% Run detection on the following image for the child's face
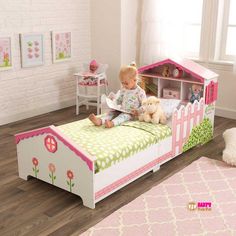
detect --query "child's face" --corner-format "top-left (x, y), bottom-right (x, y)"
top-left (120, 75), bottom-right (137, 89)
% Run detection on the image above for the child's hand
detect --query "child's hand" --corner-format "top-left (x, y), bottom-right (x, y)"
top-left (131, 109), bottom-right (139, 116)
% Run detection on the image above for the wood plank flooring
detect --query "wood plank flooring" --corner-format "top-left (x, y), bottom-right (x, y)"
top-left (0, 106), bottom-right (235, 236)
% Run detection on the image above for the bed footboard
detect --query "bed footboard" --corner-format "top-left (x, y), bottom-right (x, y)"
top-left (15, 126), bottom-right (96, 209)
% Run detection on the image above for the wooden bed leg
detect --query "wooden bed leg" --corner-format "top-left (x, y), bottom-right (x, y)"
top-left (152, 165), bottom-right (160, 173)
top-left (82, 197), bottom-right (95, 209)
top-left (19, 172), bottom-right (30, 181)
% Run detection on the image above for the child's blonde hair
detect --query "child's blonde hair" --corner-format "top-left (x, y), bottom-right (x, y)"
top-left (119, 65), bottom-right (137, 81)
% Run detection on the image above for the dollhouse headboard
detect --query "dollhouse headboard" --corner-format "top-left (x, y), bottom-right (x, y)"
top-left (138, 58), bottom-right (218, 105)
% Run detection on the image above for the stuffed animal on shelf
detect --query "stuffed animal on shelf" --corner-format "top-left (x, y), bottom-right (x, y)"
top-left (139, 96), bottom-right (166, 124)
top-left (222, 128), bottom-right (236, 166)
top-left (189, 84), bottom-right (203, 103)
top-left (162, 65), bottom-right (170, 77)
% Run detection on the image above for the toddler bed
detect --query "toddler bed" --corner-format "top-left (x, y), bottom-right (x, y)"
top-left (15, 58), bottom-right (218, 209)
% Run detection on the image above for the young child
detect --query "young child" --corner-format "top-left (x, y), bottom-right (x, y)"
top-left (89, 65), bottom-right (146, 128)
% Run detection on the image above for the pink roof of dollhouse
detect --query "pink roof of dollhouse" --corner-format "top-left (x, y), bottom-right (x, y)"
top-left (138, 58), bottom-right (218, 82)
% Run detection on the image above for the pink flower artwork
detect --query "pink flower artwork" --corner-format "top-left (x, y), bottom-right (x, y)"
top-left (0, 37), bottom-right (12, 68)
top-left (32, 157), bottom-right (39, 177)
top-left (66, 170), bottom-right (75, 192)
top-left (48, 163), bottom-right (56, 185)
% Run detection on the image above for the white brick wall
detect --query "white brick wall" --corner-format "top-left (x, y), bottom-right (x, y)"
top-left (0, 0), bottom-right (91, 125)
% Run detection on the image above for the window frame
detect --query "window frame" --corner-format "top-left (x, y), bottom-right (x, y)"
top-left (219, 0), bottom-right (236, 61)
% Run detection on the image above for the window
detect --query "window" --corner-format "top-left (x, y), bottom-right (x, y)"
top-left (44, 135), bottom-right (57, 153)
top-left (140, 0), bottom-right (236, 65)
top-left (182, 0), bottom-right (203, 57)
top-left (220, 0), bottom-right (236, 60)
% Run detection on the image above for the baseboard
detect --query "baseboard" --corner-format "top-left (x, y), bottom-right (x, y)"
top-left (0, 99), bottom-right (75, 126)
top-left (215, 106), bottom-right (236, 120)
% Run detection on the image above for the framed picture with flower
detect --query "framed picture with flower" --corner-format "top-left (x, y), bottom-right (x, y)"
top-left (51, 31), bottom-right (72, 63)
top-left (0, 35), bottom-right (13, 71)
top-left (20, 33), bottom-right (44, 68)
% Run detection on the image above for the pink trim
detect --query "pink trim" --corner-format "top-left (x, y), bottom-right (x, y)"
top-left (178, 108), bottom-right (185, 153)
top-left (95, 151), bottom-right (172, 200)
top-left (193, 102), bottom-right (198, 127)
top-left (172, 110), bottom-right (178, 156)
top-left (185, 105), bottom-right (191, 143)
top-left (15, 126), bottom-right (94, 171)
top-left (138, 58), bottom-right (218, 82)
top-left (205, 81), bottom-right (218, 104)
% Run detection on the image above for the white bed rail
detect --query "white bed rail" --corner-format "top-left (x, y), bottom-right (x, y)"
top-left (171, 98), bottom-right (204, 156)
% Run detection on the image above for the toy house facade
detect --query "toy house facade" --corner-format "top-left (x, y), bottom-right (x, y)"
top-left (138, 58), bottom-right (219, 126)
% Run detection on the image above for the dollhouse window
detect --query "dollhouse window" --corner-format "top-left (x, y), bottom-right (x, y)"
top-left (44, 135), bottom-right (57, 153)
top-left (205, 81), bottom-right (218, 104)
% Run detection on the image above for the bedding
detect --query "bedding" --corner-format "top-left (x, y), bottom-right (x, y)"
top-left (58, 119), bottom-right (171, 173)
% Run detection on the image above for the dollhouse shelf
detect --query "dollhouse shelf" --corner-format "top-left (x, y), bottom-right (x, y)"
top-left (139, 73), bottom-right (204, 101)
top-left (139, 73), bottom-right (204, 85)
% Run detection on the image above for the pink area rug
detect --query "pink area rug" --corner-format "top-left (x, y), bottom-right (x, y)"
top-left (82, 157), bottom-right (236, 236)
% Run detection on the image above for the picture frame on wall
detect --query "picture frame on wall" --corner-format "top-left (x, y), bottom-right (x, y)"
top-left (20, 33), bottom-right (44, 68)
top-left (51, 31), bottom-right (72, 63)
top-left (0, 35), bottom-right (13, 71)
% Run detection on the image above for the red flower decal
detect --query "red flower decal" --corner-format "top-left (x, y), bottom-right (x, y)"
top-left (32, 157), bottom-right (38, 166)
top-left (48, 163), bottom-right (56, 173)
top-left (48, 163), bottom-right (56, 185)
top-left (67, 170), bottom-right (74, 179)
top-left (66, 170), bottom-right (75, 192)
top-left (32, 157), bottom-right (39, 178)
top-left (44, 135), bottom-right (57, 153)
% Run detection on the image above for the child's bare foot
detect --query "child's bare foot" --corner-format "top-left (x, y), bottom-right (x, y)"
top-left (105, 120), bottom-right (114, 128)
top-left (89, 113), bottom-right (102, 126)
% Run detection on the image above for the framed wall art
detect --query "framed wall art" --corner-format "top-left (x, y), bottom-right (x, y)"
top-left (51, 31), bottom-right (71, 63)
top-left (20, 33), bottom-right (44, 68)
top-left (0, 36), bottom-right (13, 71)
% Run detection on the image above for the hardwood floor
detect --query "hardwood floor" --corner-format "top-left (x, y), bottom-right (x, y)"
top-left (0, 106), bottom-right (235, 236)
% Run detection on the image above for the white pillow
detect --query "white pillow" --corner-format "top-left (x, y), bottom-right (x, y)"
top-left (159, 98), bottom-right (181, 119)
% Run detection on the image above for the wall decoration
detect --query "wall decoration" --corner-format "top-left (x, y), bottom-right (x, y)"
top-left (0, 36), bottom-right (13, 71)
top-left (52, 31), bottom-right (71, 63)
top-left (20, 33), bottom-right (44, 67)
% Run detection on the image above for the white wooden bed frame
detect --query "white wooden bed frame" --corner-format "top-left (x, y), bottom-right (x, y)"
top-left (15, 97), bottom-right (214, 209)
top-left (15, 59), bottom-right (218, 209)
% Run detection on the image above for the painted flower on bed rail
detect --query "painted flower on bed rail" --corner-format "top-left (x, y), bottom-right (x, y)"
top-left (66, 170), bottom-right (74, 192)
top-left (48, 163), bottom-right (56, 185)
top-left (32, 157), bottom-right (39, 178)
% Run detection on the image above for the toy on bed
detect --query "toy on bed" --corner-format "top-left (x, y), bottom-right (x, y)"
top-left (189, 84), bottom-right (203, 103)
top-left (222, 128), bottom-right (236, 166)
top-left (139, 96), bottom-right (167, 124)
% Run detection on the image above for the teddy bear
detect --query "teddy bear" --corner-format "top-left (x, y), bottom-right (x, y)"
top-left (222, 128), bottom-right (236, 166)
top-left (139, 96), bottom-right (167, 124)
top-left (162, 65), bottom-right (170, 77)
top-left (189, 84), bottom-right (203, 103)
